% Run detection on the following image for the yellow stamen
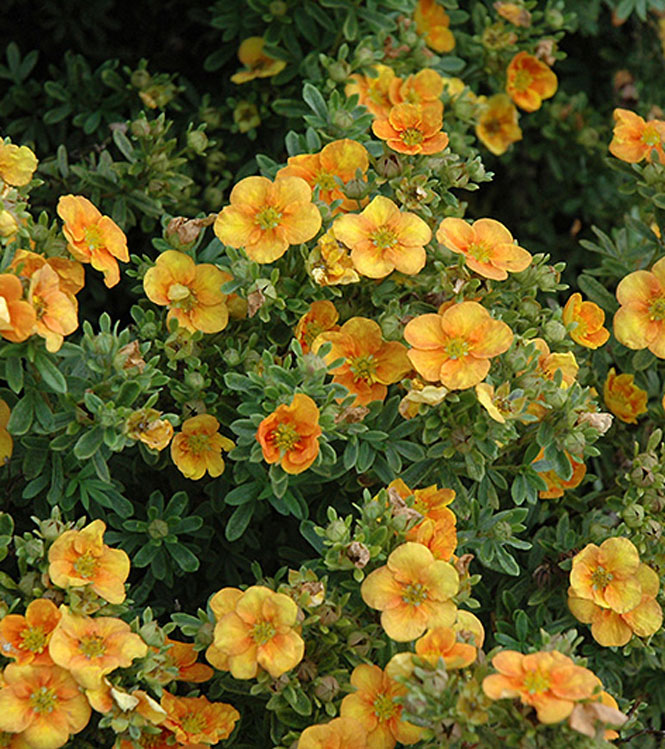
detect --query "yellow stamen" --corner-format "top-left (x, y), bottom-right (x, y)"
top-left (272, 422), bottom-right (300, 451)
top-left (445, 338), bottom-right (469, 360)
top-left (401, 128), bottom-right (424, 146)
top-left (349, 354), bottom-right (377, 383)
top-left (402, 582), bottom-right (428, 606)
top-left (255, 206), bottom-right (282, 230)
top-left (20, 626), bottom-right (47, 653)
top-left (251, 620), bottom-right (276, 645)
top-left (373, 692), bottom-right (398, 720)
top-left (73, 552), bottom-right (97, 579)
top-left (523, 669), bottom-right (551, 694)
top-left (78, 634), bottom-right (107, 659)
top-left (29, 686), bottom-right (58, 713)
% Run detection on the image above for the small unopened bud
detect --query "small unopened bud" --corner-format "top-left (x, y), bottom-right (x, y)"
top-left (326, 519), bottom-right (348, 543)
top-left (314, 675), bottom-right (339, 702)
top-left (543, 320), bottom-right (566, 342)
top-left (130, 70), bottom-right (152, 89)
top-left (297, 659), bottom-right (318, 682)
top-left (186, 130), bottom-right (208, 154)
top-left (622, 504), bottom-right (645, 528)
top-left (333, 110), bottom-right (353, 130)
top-left (347, 630), bottom-right (371, 656)
top-left (376, 154), bottom-right (402, 178)
top-left (344, 178), bottom-right (367, 200)
top-left (328, 61), bottom-right (350, 82)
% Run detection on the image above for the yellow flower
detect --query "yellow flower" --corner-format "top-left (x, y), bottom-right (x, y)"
top-left (170, 414), bottom-right (234, 480)
top-left (603, 368), bottom-right (648, 424)
top-left (0, 141), bottom-right (38, 186)
top-left (475, 94), bottom-right (522, 155)
top-left (231, 37), bottom-right (286, 84)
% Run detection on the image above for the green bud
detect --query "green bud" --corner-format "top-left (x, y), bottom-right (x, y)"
top-left (130, 70), bottom-right (152, 89)
top-left (326, 519), bottom-right (348, 543)
top-left (333, 110), bottom-right (353, 130)
top-left (187, 130), bottom-right (208, 154)
top-left (622, 504), bottom-right (645, 528)
top-left (543, 320), bottom-right (567, 342)
top-left (328, 61), bottom-right (350, 82)
top-left (148, 519), bottom-right (169, 540)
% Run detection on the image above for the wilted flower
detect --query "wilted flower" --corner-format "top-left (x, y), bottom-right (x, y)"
top-left (230, 37), bottom-right (286, 84)
top-left (294, 300), bottom-right (339, 354)
top-left (0, 140), bottom-right (38, 186)
top-left (126, 408), bottom-right (174, 451)
top-left (603, 368), bottom-right (648, 424)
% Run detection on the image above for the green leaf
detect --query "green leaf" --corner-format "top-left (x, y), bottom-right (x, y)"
top-left (166, 542), bottom-right (200, 573)
top-left (5, 357), bottom-right (23, 393)
top-left (225, 502), bottom-right (255, 542)
top-left (112, 129), bottom-right (136, 162)
top-left (225, 482), bottom-right (261, 505)
top-left (34, 352), bottom-right (67, 394)
top-left (7, 394), bottom-right (34, 435)
top-left (577, 274), bottom-right (619, 313)
top-left (73, 426), bottom-right (104, 459)
top-left (302, 82), bottom-right (328, 121)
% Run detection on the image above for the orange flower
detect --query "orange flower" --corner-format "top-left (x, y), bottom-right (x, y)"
top-left (9, 250), bottom-right (85, 297)
top-left (161, 692), bottom-right (239, 745)
top-left (415, 625), bottom-right (478, 669)
top-left (361, 542), bottom-right (459, 641)
top-left (609, 108), bottom-right (665, 163)
top-left (49, 607), bottom-right (147, 689)
top-left (613, 257), bottom-right (665, 357)
top-left (405, 301), bottom-right (513, 390)
top-left (154, 638), bottom-right (214, 684)
top-left (436, 217), bottom-right (532, 280)
top-left (207, 585), bottom-right (304, 679)
top-left (0, 274), bottom-right (36, 343)
top-left (414, 0), bottom-right (455, 53)
top-left (256, 393), bottom-right (321, 474)
top-left (482, 650), bottom-right (598, 723)
top-left (56, 195), bottom-right (129, 288)
top-left (295, 300), bottom-right (339, 354)
top-left (126, 408), bottom-right (174, 451)
top-left (494, 2), bottom-right (532, 26)
top-left (118, 728), bottom-right (174, 749)
top-left (313, 317), bottom-right (411, 406)
top-left (388, 69), bottom-right (444, 108)
top-left (298, 716), bottom-right (368, 749)
top-left (307, 228), bottom-right (360, 286)
top-left (372, 103), bottom-right (449, 155)
top-left (333, 196), bottom-right (431, 279)
top-left (529, 338), bottom-right (579, 388)
top-left (170, 414), bottom-right (234, 480)
top-left (603, 368), bottom-right (647, 424)
top-left (29, 264), bottom-right (78, 352)
top-left (475, 94), bottom-right (522, 155)
top-left (506, 52), bottom-right (557, 112)
top-left (0, 599), bottom-right (61, 666)
top-left (0, 664), bottom-right (91, 749)
top-left (48, 518), bottom-right (130, 605)
top-left (0, 400), bottom-right (12, 466)
top-left (230, 37), bottom-right (286, 84)
top-left (276, 139), bottom-right (370, 213)
top-left (143, 250), bottom-right (230, 334)
top-left (532, 447), bottom-right (586, 499)
top-left (0, 141), bottom-right (38, 187)
top-left (339, 663), bottom-right (423, 748)
top-left (562, 293), bottom-right (610, 349)
top-left (345, 64), bottom-right (398, 118)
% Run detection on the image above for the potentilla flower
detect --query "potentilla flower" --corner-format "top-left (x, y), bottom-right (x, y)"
top-left (49, 607), bottom-right (148, 689)
top-left (205, 587), bottom-right (243, 671)
top-left (609, 108), bottom-right (665, 163)
top-left (603, 368), bottom-right (648, 424)
top-left (170, 413), bottom-right (234, 480)
top-left (125, 408), bottom-right (174, 451)
top-left (307, 229), bottom-right (360, 286)
top-left (56, 195), bottom-right (129, 288)
top-left (505, 52), bottom-right (557, 112)
top-left (10, 250), bottom-right (85, 297)
top-left (562, 293), bottom-right (610, 349)
top-left (152, 637), bottom-right (213, 685)
top-left (295, 300), bottom-right (339, 354)
top-left (0, 599), bottom-right (61, 665)
top-left (298, 716), bottom-right (369, 749)
top-left (345, 64), bottom-right (398, 118)
top-left (143, 250), bottom-right (230, 334)
top-left (414, 625), bottom-right (478, 669)
top-left (48, 518), bottom-right (130, 604)
top-left (230, 37), bottom-right (286, 84)
top-left (568, 683), bottom-right (628, 740)
top-left (0, 400), bottom-right (12, 465)
top-left (256, 393), bottom-right (322, 474)
top-left (0, 141), bottom-right (38, 187)
top-left (404, 301), bottom-right (514, 390)
top-left (532, 447), bottom-right (586, 499)
top-left (436, 217), bottom-right (532, 280)
top-left (0, 273), bottom-right (36, 343)
top-left (372, 102), bottom-right (449, 155)
top-left (340, 663), bottom-right (423, 748)
top-left (388, 69), bottom-right (444, 108)
top-left (414, 0), bottom-right (455, 53)
top-left (333, 196), bottom-right (432, 279)
top-left (214, 175), bottom-right (322, 263)
top-left (482, 650), bottom-right (598, 724)
top-left (0, 663), bottom-right (91, 749)
top-left (207, 585), bottom-right (305, 679)
top-left (613, 257), bottom-right (665, 356)
top-left (160, 692), bottom-right (239, 745)
top-left (276, 140), bottom-right (370, 213)
top-left (28, 264), bottom-right (78, 352)
top-left (313, 317), bottom-right (411, 406)
top-left (361, 542), bottom-right (459, 642)
top-left (475, 93), bottom-right (522, 155)
top-left (476, 382), bottom-right (525, 423)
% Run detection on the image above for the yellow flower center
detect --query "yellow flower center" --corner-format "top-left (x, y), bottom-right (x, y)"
top-left (401, 127), bottom-right (424, 146)
top-left (29, 685), bottom-right (58, 713)
top-left (482, 117), bottom-right (502, 135)
top-left (20, 626), bottom-right (47, 653)
top-left (316, 172), bottom-right (337, 191)
top-left (402, 582), bottom-right (428, 606)
top-left (272, 422), bottom-right (300, 451)
top-left (78, 634), bottom-right (107, 659)
top-left (590, 565), bottom-right (614, 590)
top-left (350, 354), bottom-right (377, 383)
top-left (73, 552), bottom-right (98, 579)
top-left (467, 241), bottom-right (492, 263)
top-left (523, 669), bottom-right (551, 695)
top-left (642, 125), bottom-right (661, 147)
top-left (512, 69), bottom-right (533, 92)
top-left (445, 337), bottom-right (469, 360)
top-left (85, 226), bottom-right (102, 251)
top-left (255, 206), bottom-right (282, 230)
top-left (32, 293), bottom-right (46, 319)
top-left (251, 620), bottom-right (276, 645)
top-left (187, 433), bottom-right (211, 454)
top-left (167, 283), bottom-right (192, 302)
top-left (0, 296), bottom-right (11, 328)
top-left (371, 225), bottom-right (398, 250)
top-left (180, 712), bottom-right (206, 735)
top-left (649, 296), bottom-right (665, 320)
top-left (373, 692), bottom-right (398, 721)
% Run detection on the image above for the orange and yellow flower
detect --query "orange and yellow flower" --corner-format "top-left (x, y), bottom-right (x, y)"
top-left (256, 393), bottom-right (322, 474)
top-left (476, 382), bottom-right (525, 423)
top-left (48, 518), bottom-right (130, 605)
top-left (345, 64), bottom-right (398, 118)
top-left (9, 250), bottom-right (84, 297)
top-left (161, 692), bottom-right (239, 745)
top-left (230, 37), bottom-right (286, 84)
top-left (0, 399), bottom-right (12, 466)
top-left (156, 638), bottom-right (214, 684)
top-left (295, 300), bottom-right (339, 354)
top-left (298, 716), bottom-right (368, 749)
top-left (0, 274), bottom-right (36, 343)
top-left (388, 69), bottom-right (444, 108)
top-left (404, 301), bottom-right (514, 390)
top-left (361, 541), bottom-right (459, 641)
top-left (603, 368), bottom-right (648, 424)
top-left (562, 293), bottom-right (610, 349)
top-left (532, 447), bottom-right (586, 499)
top-left (482, 650), bottom-right (598, 724)
top-left (126, 408), bottom-right (174, 451)
top-left (0, 663), bottom-right (91, 749)
top-left (475, 93), bottom-right (522, 155)
top-left (214, 176), bottom-right (322, 263)
top-left (276, 140), bottom-right (369, 213)
top-left (0, 599), bottom-right (61, 666)
top-left (609, 108), bottom-right (665, 164)
top-left (415, 625), bottom-right (478, 669)
top-left (372, 103), bottom-right (449, 155)
top-left (206, 585), bottom-right (304, 679)
top-left (143, 250), bottom-right (230, 334)
top-left (307, 228), bottom-right (360, 286)
top-left (506, 52), bottom-right (557, 112)
top-left (613, 257), bottom-right (665, 357)
top-left (170, 414), bottom-right (234, 480)
top-left (56, 195), bottom-right (129, 288)
top-left (436, 217), bottom-right (532, 280)
top-left (414, 0), bottom-right (455, 53)
top-left (339, 663), bottom-right (423, 748)
top-left (313, 317), bottom-right (411, 406)
top-left (0, 141), bottom-right (38, 187)
top-left (29, 264), bottom-right (78, 352)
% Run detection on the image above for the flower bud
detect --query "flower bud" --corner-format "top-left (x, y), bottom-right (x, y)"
top-left (328, 61), bottom-right (350, 82)
top-left (543, 320), bottom-right (566, 342)
top-left (347, 630), bottom-right (371, 656)
top-left (326, 519), bottom-right (348, 543)
top-left (333, 110), bottom-right (353, 130)
top-left (376, 153), bottom-right (403, 178)
top-left (130, 70), bottom-right (152, 89)
top-left (622, 504), bottom-right (645, 528)
top-left (187, 130), bottom-right (208, 154)
top-left (314, 675), bottom-right (340, 702)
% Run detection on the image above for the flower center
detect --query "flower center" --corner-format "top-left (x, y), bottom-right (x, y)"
top-left (590, 565), bottom-right (614, 590)
top-left (187, 434), bottom-right (211, 454)
top-left (255, 206), bottom-right (282, 230)
top-left (316, 172), bottom-right (337, 191)
top-left (523, 669), bottom-right (551, 695)
top-left (251, 620), bottom-right (276, 645)
top-left (85, 226), bottom-right (102, 251)
top-left (371, 225), bottom-right (398, 250)
top-left (642, 125), bottom-right (661, 147)
top-left (32, 294), bottom-right (46, 319)
top-left (649, 296), bottom-right (665, 320)
top-left (512, 69), bottom-right (533, 92)
top-left (29, 686), bottom-right (58, 713)
top-left (402, 582), bottom-right (428, 606)
top-left (483, 117), bottom-right (502, 135)
top-left (401, 127), bottom-right (424, 146)
top-left (78, 634), bottom-right (107, 659)
top-left (349, 354), bottom-right (377, 383)
top-left (20, 626), bottom-right (47, 653)
top-left (180, 712), bottom-right (206, 735)
top-left (445, 338), bottom-right (469, 360)
top-left (167, 283), bottom-right (192, 303)
top-left (272, 422), bottom-right (300, 451)
top-left (73, 552), bottom-right (98, 579)
top-left (467, 241), bottom-right (492, 263)
top-left (373, 692), bottom-right (398, 721)
top-left (0, 297), bottom-right (11, 328)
